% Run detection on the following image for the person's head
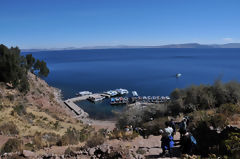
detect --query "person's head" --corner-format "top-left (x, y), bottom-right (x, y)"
top-left (182, 129), bottom-right (187, 135)
top-left (159, 129), bottom-right (164, 134)
top-left (165, 121), bottom-right (170, 127)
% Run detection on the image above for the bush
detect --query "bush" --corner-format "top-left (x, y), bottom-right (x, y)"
top-left (109, 129), bottom-right (139, 140)
top-left (13, 104), bottom-right (26, 116)
top-left (32, 132), bottom-right (44, 149)
top-left (224, 132), bottom-right (240, 157)
top-left (209, 113), bottom-right (228, 129)
top-left (136, 148), bottom-right (146, 154)
top-left (7, 94), bottom-right (15, 101)
top-left (85, 133), bottom-right (105, 148)
top-left (57, 127), bottom-right (91, 146)
top-left (116, 103), bottom-right (168, 129)
top-left (0, 121), bottom-right (19, 135)
top-left (169, 80), bottom-right (240, 114)
top-left (42, 132), bottom-right (60, 147)
top-left (64, 147), bottom-right (75, 156)
top-left (1, 138), bottom-right (22, 154)
top-left (217, 104), bottom-right (240, 116)
top-left (142, 117), bottom-right (169, 136)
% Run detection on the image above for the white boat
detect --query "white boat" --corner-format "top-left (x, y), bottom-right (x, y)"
top-left (77, 91), bottom-right (92, 96)
top-left (105, 90), bottom-right (118, 96)
top-left (132, 91), bottom-right (138, 97)
top-left (88, 96), bottom-right (105, 102)
top-left (115, 88), bottom-right (129, 95)
top-left (176, 73), bottom-right (182, 78)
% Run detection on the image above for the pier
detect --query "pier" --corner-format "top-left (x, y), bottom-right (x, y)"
top-left (64, 93), bottom-right (110, 118)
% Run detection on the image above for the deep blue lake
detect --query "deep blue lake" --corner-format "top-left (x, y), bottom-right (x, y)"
top-left (23, 48), bottom-right (240, 120)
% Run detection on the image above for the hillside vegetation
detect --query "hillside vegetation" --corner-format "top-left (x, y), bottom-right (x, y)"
top-left (0, 44), bottom-right (49, 93)
top-left (117, 81), bottom-right (240, 158)
top-left (0, 45), bottom-right (93, 154)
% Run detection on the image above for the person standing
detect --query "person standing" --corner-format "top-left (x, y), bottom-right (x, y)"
top-left (179, 118), bottom-right (187, 138)
top-left (169, 119), bottom-right (176, 137)
top-left (160, 121), bottom-right (174, 157)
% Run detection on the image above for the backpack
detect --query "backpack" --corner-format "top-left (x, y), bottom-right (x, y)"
top-left (190, 135), bottom-right (197, 145)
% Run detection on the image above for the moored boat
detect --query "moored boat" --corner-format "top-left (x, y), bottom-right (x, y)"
top-left (76, 91), bottom-right (92, 96)
top-left (132, 91), bottom-right (138, 97)
top-left (88, 96), bottom-right (105, 102)
top-left (105, 90), bottom-right (118, 97)
top-left (115, 88), bottom-right (129, 95)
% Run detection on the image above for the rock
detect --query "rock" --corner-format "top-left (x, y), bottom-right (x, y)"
top-left (136, 154), bottom-right (144, 159)
top-left (99, 145), bottom-right (108, 153)
top-left (22, 150), bottom-right (36, 157)
top-left (89, 148), bottom-right (96, 156)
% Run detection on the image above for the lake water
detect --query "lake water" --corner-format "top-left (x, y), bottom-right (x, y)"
top-left (23, 48), bottom-right (240, 120)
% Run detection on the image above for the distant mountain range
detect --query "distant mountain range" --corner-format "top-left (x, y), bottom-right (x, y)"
top-left (22, 43), bottom-right (240, 52)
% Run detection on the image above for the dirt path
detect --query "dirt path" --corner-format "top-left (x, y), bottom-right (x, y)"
top-left (0, 135), bottom-right (10, 149)
top-left (104, 132), bottom-right (181, 158)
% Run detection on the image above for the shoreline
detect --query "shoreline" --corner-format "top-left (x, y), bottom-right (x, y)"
top-left (53, 87), bottom-right (116, 130)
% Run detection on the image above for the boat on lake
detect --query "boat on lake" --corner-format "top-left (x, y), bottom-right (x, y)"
top-left (115, 88), bottom-right (129, 95)
top-left (176, 73), bottom-right (182, 78)
top-left (132, 91), bottom-right (138, 97)
top-left (105, 90), bottom-right (118, 97)
top-left (110, 97), bottom-right (129, 105)
top-left (88, 96), bottom-right (105, 102)
top-left (76, 91), bottom-right (92, 96)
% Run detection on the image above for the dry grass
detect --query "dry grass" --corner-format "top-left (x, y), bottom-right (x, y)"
top-left (0, 73), bottom-right (85, 140)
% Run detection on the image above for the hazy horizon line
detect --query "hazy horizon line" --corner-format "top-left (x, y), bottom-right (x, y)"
top-left (20, 42), bottom-right (240, 51)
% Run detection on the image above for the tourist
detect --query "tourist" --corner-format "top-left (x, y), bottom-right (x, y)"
top-left (180, 131), bottom-right (197, 155)
top-left (169, 119), bottom-right (176, 137)
top-left (160, 121), bottom-right (174, 157)
top-left (179, 118), bottom-right (187, 138)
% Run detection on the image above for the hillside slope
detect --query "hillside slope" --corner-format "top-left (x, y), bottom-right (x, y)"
top-left (0, 72), bottom-right (86, 148)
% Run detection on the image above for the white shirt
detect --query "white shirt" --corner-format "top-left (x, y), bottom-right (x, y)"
top-left (164, 126), bottom-right (173, 136)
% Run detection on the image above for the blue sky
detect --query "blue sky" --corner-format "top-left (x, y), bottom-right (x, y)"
top-left (0, 0), bottom-right (240, 49)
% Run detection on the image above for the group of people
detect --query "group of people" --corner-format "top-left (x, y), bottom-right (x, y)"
top-left (160, 117), bottom-right (197, 157)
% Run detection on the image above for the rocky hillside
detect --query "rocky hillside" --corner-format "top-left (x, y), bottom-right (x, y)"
top-left (0, 72), bottom-right (89, 151)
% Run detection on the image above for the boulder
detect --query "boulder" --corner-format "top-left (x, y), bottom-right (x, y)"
top-left (88, 148), bottom-right (96, 156)
top-left (22, 150), bottom-right (36, 157)
top-left (99, 145), bottom-right (109, 153)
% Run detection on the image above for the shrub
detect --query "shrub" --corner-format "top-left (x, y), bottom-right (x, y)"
top-left (0, 121), bottom-right (19, 135)
top-left (217, 103), bottom-right (240, 116)
top-left (57, 127), bottom-right (91, 146)
top-left (64, 147), bottom-right (75, 156)
top-left (32, 132), bottom-right (44, 149)
top-left (136, 148), bottom-right (146, 154)
top-left (142, 117), bottom-right (168, 136)
top-left (224, 132), bottom-right (240, 157)
top-left (116, 103), bottom-right (168, 129)
top-left (209, 113), bottom-right (228, 129)
top-left (42, 132), bottom-right (60, 147)
top-left (85, 133), bottom-right (105, 148)
top-left (13, 104), bottom-right (26, 116)
top-left (169, 80), bottom-right (240, 114)
top-left (1, 138), bottom-right (22, 154)
top-left (7, 94), bottom-right (14, 101)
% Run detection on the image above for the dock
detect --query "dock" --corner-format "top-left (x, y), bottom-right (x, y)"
top-left (64, 93), bottom-right (110, 118)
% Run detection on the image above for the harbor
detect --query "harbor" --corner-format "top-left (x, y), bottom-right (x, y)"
top-left (64, 89), bottom-right (171, 117)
